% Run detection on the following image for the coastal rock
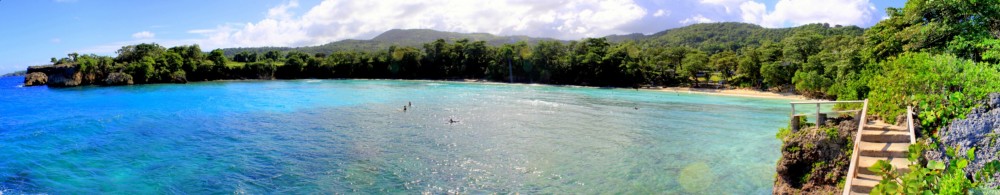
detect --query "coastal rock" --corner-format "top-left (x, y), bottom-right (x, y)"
top-left (169, 71), bottom-right (187, 84)
top-left (24, 64), bottom-right (82, 87)
top-left (773, 116), bottom-right (857, 194)
top-left (934, 93), bottom-right (1000, 187)
top-left (104, 72), bottom-right (134, 85)
top-left (23, 72), bottom-right (47, 86)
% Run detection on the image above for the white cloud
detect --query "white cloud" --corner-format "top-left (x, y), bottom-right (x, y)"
top-left (186, 0), bottom-right (647, 49)
top-left (699, 0), bottom-right (747, 13)
top-left (738, 1), bottom-right (766, 25)
top-left (131, 31), bottom-right (155, 39)
top-left (50, 38), bottom-right (62, 44)
top-left (680, 14), bottom-right (714, 24)
top-left (739, 0), bottom-right (876, 27)
top-left (267, 0), bottom-right (300, 20)
top-left (54, 0), bottom-right (78, 3)
top-left (653, 9), bottom-right (670, 17)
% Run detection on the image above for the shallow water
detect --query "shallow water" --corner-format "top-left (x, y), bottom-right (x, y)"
top-left (0, 77), bottom-right (791, 194)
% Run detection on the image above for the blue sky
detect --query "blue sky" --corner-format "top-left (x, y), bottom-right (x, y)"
top-left (0, 0), bottom-right (905, 74)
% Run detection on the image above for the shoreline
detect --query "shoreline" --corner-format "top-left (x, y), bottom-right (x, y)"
top-left (399, 78), bottom-right (813, 101)
top-left (9, 75), bottom-right (811, 100)
top-left (648, 87), bottom-right (811, 101)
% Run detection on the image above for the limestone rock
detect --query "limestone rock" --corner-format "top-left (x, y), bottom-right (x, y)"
top-left (773, 116), bottom-right (858, 194)
top-left (23, 72), bottom-right (47, 86)
top-left (104, 72), bottom-right (134, 85)
top-left (24, 64), bottom-right (82, 87)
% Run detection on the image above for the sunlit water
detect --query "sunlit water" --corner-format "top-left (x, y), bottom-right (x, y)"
top-left (0, 76), bottom-right (791, 194)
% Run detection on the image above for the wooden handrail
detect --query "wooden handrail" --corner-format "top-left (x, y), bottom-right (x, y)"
top-left (842, 99), bottom-right (868, 195)
top-left (908, 106), bottom-right (915, 144)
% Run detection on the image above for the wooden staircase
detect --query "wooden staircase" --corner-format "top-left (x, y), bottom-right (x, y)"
top-left (843, 102), bottom-right (916, 194)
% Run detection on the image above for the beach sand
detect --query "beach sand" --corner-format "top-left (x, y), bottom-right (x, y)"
top-left (458, 79), bottom-right (811, 101)
top-left (648, 87), bottom-right (810, 101)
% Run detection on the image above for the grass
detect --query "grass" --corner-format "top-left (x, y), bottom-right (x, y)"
top-left (222, 61), bottom-right (285, 68)
top-left (225, 61), bottom-right (246, 68)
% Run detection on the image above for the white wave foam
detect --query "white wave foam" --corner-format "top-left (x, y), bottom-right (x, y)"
top-left (519, 99), bottom-right (560, 107)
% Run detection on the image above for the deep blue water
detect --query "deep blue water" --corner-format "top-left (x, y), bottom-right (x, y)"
top-left (0, 76), bottom-right (791, 194)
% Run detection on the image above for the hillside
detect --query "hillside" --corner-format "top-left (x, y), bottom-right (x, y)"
top-left (604, 22), bottom-right (864, 53)
top-left (223, 23), bottom-right (865, 57)
top-left (222, 29), bottom-right (560, 56)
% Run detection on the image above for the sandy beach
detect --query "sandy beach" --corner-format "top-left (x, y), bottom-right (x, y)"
top-left (648, 87), bottom-right (810, 101)
top-left (457, 79), bottom-right (811, 101)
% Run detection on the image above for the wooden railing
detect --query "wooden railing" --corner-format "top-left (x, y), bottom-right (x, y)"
top-left (908, 106), bottom-right (916, 144)
top-left (789, 100), bottom-right (866, 132)
top-left (842, 99), bottom-right (869, 195)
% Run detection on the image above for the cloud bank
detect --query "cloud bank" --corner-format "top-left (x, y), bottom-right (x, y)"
top-left (190, 0), bottom-right (648, 48)
top-left (81, 0), bottom-right (884, 53)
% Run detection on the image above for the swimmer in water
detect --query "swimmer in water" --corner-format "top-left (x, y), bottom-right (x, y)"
top-left (403, 105), bottom-right (407, 112)
top-left (448, 118), bottom-right (459, 124)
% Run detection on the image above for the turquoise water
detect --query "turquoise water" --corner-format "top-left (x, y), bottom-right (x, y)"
top-left (0, 76), bottom-right (790, 194)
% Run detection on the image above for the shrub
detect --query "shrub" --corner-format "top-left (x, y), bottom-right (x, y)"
top-left (866, 52), bottom-right (1000, 134)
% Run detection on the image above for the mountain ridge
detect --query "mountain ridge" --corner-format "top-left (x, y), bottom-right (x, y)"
top-left (222, 22), bottom-right (865, 56)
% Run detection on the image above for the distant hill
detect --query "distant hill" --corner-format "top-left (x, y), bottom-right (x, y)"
top-left (1, 70), bottom-right (26, 77)
top-left (604, 22), bottom-right (864, 53)
top-left (222, 29), bottom-right (561, 56)
top-left (222, 23), bottom-right (865, 56)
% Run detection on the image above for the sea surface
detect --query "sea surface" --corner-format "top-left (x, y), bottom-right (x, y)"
top-left (0, 76), bottom-right (792, 194)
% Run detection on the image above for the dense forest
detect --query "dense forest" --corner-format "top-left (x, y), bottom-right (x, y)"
top-left (218, 29), bottom-right (559, 55)
top-left (44, 22), bottom-right (868, 96)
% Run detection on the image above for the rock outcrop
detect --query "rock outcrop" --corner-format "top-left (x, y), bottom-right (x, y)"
top-left (25, 64), bottom-right (82, 87)
top-left (103, 72), bottom-right (134, 85)
top-left (934, 93), bottom-right (1000, 187)
top-left (773, 116), bottom-right (858, 194)
top-left (23, 72), bottom-right (47, 86)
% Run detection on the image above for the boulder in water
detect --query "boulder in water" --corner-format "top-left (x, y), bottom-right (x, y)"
top-left (104, 72), bottom-right (134, 85)
top-left (23, 72), bottom-right (47, 86)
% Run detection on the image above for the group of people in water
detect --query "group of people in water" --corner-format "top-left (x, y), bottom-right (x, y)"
top-left (401, 101), bottom-right (460, 124)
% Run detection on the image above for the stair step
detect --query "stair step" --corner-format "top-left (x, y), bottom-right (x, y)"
top-left (860, 130), bottom-right (911, 143)
top-left (850, 174), bottom-right (881, 194)
top-left (858, 141), bottom-right (910, 158)
top-left (864, 121), bottom-right (908, 132)
top-left (857, 156), bottom-right (910, 175)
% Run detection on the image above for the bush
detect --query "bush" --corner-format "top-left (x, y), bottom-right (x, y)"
top-left (866, 52), bottom-right (1000, 133)
top-left (869, 145), bottom-right (1000, 194)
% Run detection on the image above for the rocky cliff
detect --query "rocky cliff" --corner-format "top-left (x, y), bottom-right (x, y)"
top-left (773, 116), bottom-right (858, 194)
top-left (23, 64), bottom-right (82, 87)
top-left (933, 93), bottom-right (1000, 187)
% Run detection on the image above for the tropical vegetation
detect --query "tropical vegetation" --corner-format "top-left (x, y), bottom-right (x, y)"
top-left (33, 0), bottom-right (1000, 192)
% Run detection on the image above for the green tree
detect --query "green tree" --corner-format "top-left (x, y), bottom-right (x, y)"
top-left (735, 47), bottom-right (763, 88)
top-left (116, 43), bottom-right (165, 63)
top-left (710, 50), bottom-right (738, 85)
top-left (127, 56), bottom-right (156, 83)
top-left (208, 49), bottom-right (227, 68)
top-left (680, 50), bottom-right (708, 86)
top-left (760, 61), bottom-right (795, 90)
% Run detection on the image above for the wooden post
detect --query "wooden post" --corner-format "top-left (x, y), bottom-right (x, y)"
top-left (816, 104), bottom-right (821, 126)
top-left (818, 113), bottom-right (827, 126)
top-left (791, 115), bottom-right (801, 132)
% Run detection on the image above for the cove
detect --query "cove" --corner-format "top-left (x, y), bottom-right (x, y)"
top-left (0, 76), bottom-right (789, 194)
